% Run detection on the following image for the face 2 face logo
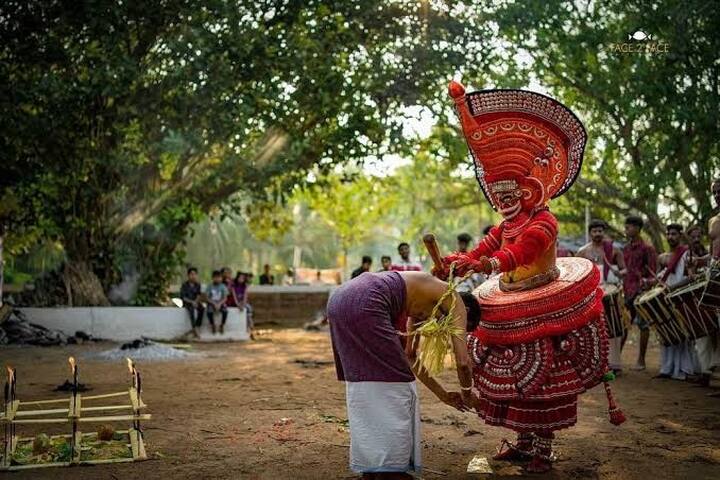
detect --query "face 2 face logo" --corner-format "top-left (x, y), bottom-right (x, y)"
top-left (609, 30), bottom-right (669, 54)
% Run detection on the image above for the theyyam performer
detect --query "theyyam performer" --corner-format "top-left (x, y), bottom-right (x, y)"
top-left (435, 81), bottom-right (625, 473)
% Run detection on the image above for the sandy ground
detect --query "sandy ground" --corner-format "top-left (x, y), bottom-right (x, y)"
top-left (1, 329), bottom-right (719, 480)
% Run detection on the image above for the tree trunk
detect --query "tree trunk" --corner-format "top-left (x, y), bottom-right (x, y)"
top-left (62, 261), bottom-right (111, 306)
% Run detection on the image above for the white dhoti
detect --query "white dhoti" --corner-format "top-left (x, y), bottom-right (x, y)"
top-left (695, 332), bottom-right (720, 374)
top-left (608, 336), bottom-right (623, 370)
top-left (346, 381), bottom-right (422, 474)
top-left (659, 340), bottom-right (698, 380)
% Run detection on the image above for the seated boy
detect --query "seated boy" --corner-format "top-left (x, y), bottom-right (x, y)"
top-left (205, 270), bottom-right (229, 334)
top-left (180, 267), bottom-right (204, 337)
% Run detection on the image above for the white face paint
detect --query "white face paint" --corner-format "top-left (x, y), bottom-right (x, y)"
top-left (492, 188), bottom-right (522, 220)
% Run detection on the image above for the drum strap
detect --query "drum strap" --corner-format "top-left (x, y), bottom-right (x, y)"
top-left (661, 245), bottom-right (689, 283)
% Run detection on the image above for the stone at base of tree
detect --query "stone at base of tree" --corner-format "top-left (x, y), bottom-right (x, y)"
top-left (19, 261), bottom-right (111, 307)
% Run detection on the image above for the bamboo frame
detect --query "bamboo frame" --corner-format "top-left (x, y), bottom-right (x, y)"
top-left (1, 358), bottom-right (151, 471)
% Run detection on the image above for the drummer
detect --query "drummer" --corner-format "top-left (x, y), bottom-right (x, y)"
top-left (656, 224), bottom-right (698, 381)
top-left (622, 215), bottom-right (658, 371)
top-left (576, 219), bottom-right (627, 373)
top-left (691, 178), bottom-right (720, 389)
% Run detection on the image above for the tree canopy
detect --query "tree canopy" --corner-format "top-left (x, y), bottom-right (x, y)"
top-left (3, 1), bottom-right (718, 303)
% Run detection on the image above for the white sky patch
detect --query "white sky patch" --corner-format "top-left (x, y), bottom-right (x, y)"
top-left (363, 154), bottom-right (412, 177)
top-left (401, 105), bottom-right (436, 138)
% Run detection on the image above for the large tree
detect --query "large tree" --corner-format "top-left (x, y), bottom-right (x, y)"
top-left (491, 0), bottom-right (720, 247)
top-left (1, 1), bottom-right (497, 304)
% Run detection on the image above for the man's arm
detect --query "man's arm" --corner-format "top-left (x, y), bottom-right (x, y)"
top-left (575, 244), bottom-right (591, 259)
top-left (431, 282), bottom-right (474, 405)
top-left (405, 318), bottom-right (467, 411)
top-left (613, 247), bottom-right (627, 277)
top-left (710, 216), bottom-right (720, 258)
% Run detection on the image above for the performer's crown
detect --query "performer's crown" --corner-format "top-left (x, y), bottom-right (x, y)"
top-left (448, 81), bottom-right (587, 206)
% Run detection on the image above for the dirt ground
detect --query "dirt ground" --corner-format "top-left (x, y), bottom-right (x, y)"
top-left (1, 329), bottom-right (719, 480)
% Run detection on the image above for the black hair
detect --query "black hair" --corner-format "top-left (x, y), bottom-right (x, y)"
top-left (211, 270), bottom-right (221, 277)
top-left (625, 215), bottom-right (644, 229)
top-left (362, 255), bottom-right (372, 264)
top-left (187, 267), bottom-right (198, 275)
top-left (234, 271), bottom-right (248, 283)
top-left (398, 242), bottom-right (410, 250)
top-left (381, 255), bottom-right (392, 262)
top-left (457, 233), bottom-right (472, 243)
top-left (459, 292), bottom-right (481, 333)
top-left (687, 225), bottom-right (703, 235)
top-left (482, 225), bottom-right (492, 236)
top-left (588, 219), bottom-right (608, 232)
top-left (666, 223), bottom-right (683, 233)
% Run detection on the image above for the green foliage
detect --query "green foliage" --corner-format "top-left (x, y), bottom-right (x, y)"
top-left (1, 1), bottom-right (497, 303)
top-left (490, 0), bottom-right (720, 247)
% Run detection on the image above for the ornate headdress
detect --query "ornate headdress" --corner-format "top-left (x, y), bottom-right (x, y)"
top-left (449, 81), bottom-right (587, 210)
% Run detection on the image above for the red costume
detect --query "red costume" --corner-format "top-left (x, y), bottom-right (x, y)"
top-left (444, 82), bottom-right (624, 472)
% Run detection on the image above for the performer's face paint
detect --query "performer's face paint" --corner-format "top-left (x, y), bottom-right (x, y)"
top-left (492, 188), bottom-right (522, 220)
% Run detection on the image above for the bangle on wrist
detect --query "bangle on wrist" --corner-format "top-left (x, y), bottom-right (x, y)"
top-left (460, 384), bottom-right (473, 392)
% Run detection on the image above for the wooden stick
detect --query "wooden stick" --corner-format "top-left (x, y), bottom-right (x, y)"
top-left (72, 430), bottom-right (82, 463)
top-left (423, 233), bottom-right (444, 271)
top-left (18, 398), bottom-right (70, 406)
top-left (12, 418), bottom-right (69, 424)
top-left (16, 430), bottom-right (130, 441)
top-left (15, 408), bottom-right (69, 417)
top-left (81, 391), bottom-right (128, 401)
top-left (13, 414), bottom-right (151, 424)
top-left (81, 458), bottom-right (138, 465)
top-left (4, 462), bottom-right (72, 471)
top-left (78, 414), bottom-right (151, 423)
top-left (81, 405), bottom-right (134, 412)
top-left (130, 428), bottom-right (139, 458)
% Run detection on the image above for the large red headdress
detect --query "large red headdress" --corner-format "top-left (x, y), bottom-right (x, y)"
top-left (449, 81), bottom-right (587, 211)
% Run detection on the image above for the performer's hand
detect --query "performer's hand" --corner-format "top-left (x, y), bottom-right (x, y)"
top-left (433, 253), bottom-right (462, 280)
top-left (444, 391), bottom-right (469, 412)
top-left (456, 255), bottom-right (493, 276)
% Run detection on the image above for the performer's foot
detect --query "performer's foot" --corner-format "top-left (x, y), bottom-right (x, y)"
top-left (493, 436), bottom-right (533, 462)
top-left (219, 323), bottom-right (225, 334)
top-left (211, 324), bottom-right (217, 334)
top-left (631, 363), bottom-right (646, 371)
top-left (652, 373), bottom-right (671, 379)
top-left (524, 434), bottom-right (553, 474)
top-left (192, 327), bottom-right (200, 338)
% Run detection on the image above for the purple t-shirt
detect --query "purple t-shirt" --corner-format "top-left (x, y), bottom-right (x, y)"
top-left (327, 271), bottom-right (414, 383)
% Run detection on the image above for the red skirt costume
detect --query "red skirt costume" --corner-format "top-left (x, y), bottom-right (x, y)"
top-left (447, 83), bottom-right (622, 436)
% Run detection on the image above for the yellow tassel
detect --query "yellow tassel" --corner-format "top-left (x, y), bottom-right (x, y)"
top-left (413, 264), bottom-right (473, 376)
